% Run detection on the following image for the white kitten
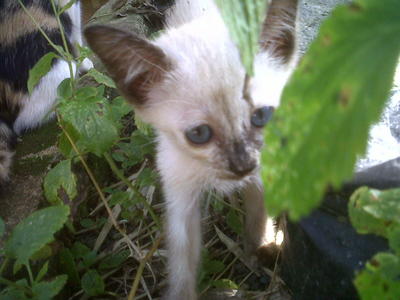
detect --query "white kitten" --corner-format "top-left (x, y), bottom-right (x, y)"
top-left (85, 0), bottom-right (298, 298)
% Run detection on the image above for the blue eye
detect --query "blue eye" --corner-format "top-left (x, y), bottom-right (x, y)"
top-left (251, 106), bottom-right (274, 127)
top-left (185, 124), bottom-right (213, 144)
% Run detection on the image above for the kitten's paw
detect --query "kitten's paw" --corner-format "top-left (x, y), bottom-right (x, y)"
top-left (79, 58), bottom-right (94, 73)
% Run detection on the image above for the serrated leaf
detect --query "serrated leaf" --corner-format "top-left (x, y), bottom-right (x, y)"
top-left (81, 269), bottom-right (105, 296)
top-left (5, 206), bottom-right (70, 266)
top-left (58, 93), bottom-right (119, 156)
top-left (262, 0), bottom-right (400, 219)
top-left (86, 68), bottom-right (116, 88)
top-left (44, 160), bottom-right (77, 205)
top-left (31, 275), bottom-right (67, 300)
top-left (355, 253), bottom-right (400, 300)
top-left (28, 52), bottom-right (58, 94)
top-left (215, 0), bottom-right (266, 75)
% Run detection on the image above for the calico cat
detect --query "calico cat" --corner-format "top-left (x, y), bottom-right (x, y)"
top-left (85, 0), bottom-right (298, 299)
top-left (0, 0), bottom-right (92, 182)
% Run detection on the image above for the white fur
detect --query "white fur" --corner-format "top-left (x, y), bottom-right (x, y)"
top-left (13, 1), bottom-right (91, 134)
top-left (13, 60), bottom-right (76, 134)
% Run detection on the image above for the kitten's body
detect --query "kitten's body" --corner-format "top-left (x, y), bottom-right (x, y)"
top-left (85, 0), bottom-right (298, 299)
top-left (0, 0), bottom-right (91, 182)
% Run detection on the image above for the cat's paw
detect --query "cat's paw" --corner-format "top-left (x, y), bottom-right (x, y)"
top-left (79, 58), bottom-right (94, 74)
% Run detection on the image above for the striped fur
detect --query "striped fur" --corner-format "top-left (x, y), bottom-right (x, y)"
top-left (0, 0), bottom-right (92, 184)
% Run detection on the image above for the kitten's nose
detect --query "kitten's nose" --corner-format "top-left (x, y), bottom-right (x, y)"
top-left (228, 142), bottom-right (257, 177)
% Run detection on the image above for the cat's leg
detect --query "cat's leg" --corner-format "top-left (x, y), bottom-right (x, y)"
top-left (66, 1), bottom-right (93, 73)
top-left (13, 59), bottom-right (76, 134)
top-left (163, 185), bottom-right (202, 300)
top-left (0, 120), bottom-right (16, 184)
top-left (242, 175), bottom-right (279, 265)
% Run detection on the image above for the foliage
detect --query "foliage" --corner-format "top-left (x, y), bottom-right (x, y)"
top-left (2, 0), bottom-right (399, 299)
top-left (215, 0), bottom-right (267, 75)
top-left (349, 187), bottom-right (400, 299)
top-left (0, 206), bottom-right (69, 299)
top-left (261, 0), bottom-right (400, 219)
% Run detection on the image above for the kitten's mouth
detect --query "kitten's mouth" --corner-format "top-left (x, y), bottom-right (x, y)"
top-left (218, 168), bottom-right (259, 181)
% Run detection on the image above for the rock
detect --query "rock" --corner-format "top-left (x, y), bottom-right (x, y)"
top-left (281, 157), bottom-right (400, 300)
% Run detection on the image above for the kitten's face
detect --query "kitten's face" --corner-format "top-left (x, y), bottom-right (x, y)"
top-left (141, 63), bottom-right (273, 183)
top-left (84, 0), bottom-right (297, 188)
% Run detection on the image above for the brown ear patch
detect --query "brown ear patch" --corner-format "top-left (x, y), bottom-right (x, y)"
top-left (260, 0), bottom-right (298, 64)
top-left (84, 25), bottom-right (171, 105)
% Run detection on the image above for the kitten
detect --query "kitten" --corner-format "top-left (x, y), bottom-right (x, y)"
top-left (0, 0), bottom-right (92, 182)
top-left (85, 0), bottom-right (298, 299)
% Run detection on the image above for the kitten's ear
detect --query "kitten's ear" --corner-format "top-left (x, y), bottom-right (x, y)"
top-left (260, 0), bottom-right (298, 63)
top-left (84, 25), bottom-right (171, 105)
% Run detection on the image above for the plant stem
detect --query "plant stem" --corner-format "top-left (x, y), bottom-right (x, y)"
top-left (26, 263), bottom-right (34, 286)
top-left (17, 0), bottom-right (64, 58)
top-left (103, 152), bottom-right (161, 228)
top-left (127, 235), bottom-right (162, 300)
top-left (58, 117), bottom-right (143, 257)
top-left (50, 0), bottom-right (76, 90)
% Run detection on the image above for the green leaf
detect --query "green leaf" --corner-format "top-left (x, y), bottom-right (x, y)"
top-left (86, 68), bottom-right (116, 88)
top-left (27, 52), bottom-right (58, 94)
top-left (57, 78), bottom-right (73, 100)
top-left (5, 206), bottom-right (70, 266)
top-left (0, 217), bottom-right (4, 238)
top-left (0, 279), bottom-right (29, 300)
top-left (355, 253), bottom-right (400, 300)
top-left (388, 226), bottom-right (400, 255)
top-left (349, 187), bottom-right (400, 237)
top-left (134, 114), bottom-right (153, 136)
top-left (81, 269), bottom-right (105, 297)
top-left (137, 168), bottom-right (158, 189)
top-left (35, 261), bottom-right (49, 283)
top-left (215, 0), bottom-right (266, 75)
top-left (44, 160), bottom-right (77, 205)
top-left (31, 275), bottom-right (67, 300)
top-left (212, 279), bottom-right (239, 289)
top-left (59, 0), bottom-right (76, 15)
top-left (262, 0), bottom-right (400, 219)
top-left (109, 96), bottom-right (132, 125)
top-left (226, 209), bottom-right (243, 235)
top-left (58, 90), bottom-right (119, 156)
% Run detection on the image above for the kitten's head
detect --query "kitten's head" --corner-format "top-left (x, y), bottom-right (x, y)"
top-left (85, 0), bottom-right (298, 189)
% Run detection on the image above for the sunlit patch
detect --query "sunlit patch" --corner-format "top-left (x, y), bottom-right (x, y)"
top-left (262, 218), bottom-right (284, 246)
top-left (275, 229), bottom-right (284, 246)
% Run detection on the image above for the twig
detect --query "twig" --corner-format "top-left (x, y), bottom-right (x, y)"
top-left (128, 235), bottom-right (162, 300)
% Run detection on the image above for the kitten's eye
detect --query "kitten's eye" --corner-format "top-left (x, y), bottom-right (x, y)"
top-left (251, 106), bottom-right (274, 128)
top-left (185, 124), bottom-right (213, 144)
